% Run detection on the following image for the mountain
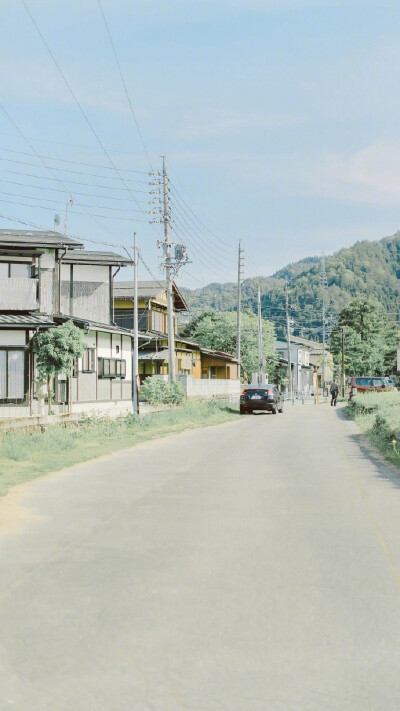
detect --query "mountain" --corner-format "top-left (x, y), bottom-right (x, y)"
top-left (180, 231), bottom-right (400, 341)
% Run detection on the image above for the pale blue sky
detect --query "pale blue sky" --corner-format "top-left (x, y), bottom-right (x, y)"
top-left (1, 0), bottom-right (399, 287)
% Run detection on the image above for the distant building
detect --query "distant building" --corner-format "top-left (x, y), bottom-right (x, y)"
top-left (276, 336), bottom-right (333, 393)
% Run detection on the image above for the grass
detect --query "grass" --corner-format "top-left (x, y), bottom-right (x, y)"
top-left (347, 391), bottom-right (400, 469)
top-left (0, 400), bottom-right (239, 498)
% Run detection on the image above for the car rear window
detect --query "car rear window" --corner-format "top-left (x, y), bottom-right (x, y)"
top-left (244, 389), bottom-right (269, 396)
top-left (354, 377), bottom-right (384, 387)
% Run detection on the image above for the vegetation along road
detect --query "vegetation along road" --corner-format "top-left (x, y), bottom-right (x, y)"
top-left (1, 403), bottom-right (400, 710)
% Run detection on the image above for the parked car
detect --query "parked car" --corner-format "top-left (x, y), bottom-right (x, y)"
top-left (348, 376), bottom-right (396, 399)
top-left (240, 383), bottom-right (284, 414)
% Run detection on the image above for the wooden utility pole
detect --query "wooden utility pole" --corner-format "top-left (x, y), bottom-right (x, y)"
top-left (162, 155), bottom-right (175, 382)
top-left (285, 276), bottom-right (293, 397)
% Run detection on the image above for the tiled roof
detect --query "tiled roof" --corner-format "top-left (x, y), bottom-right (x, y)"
top-left (0, 313), bottom-right (54, 327)
top-left (63, 250), bottom-right (133, 266)
top-left (0, 229), bottom-right (83, 249)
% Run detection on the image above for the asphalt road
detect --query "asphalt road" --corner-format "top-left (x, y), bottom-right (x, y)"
top-left (1, 403), bottom-right (400, 710)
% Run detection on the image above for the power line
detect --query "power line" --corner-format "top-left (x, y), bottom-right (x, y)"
top-left (170, 201), bottom-right (237, 270)
top-left (169, 179), bottom-right (234, 249)
top-left (0, 177), bottom-right (149, 203)
top-left (97, 0), bottom-right (154, 172)
top-left (0, 198), bottom-right (149, 222)
top-left (0, 167), bottom-right (150, 193)
top-left (20, 0), bottom-right (153, 225)
top-left (0, 189), bottom-right (146, 214)
top-left (169, 189), bottom-right (237, 263)
top-left (0, 156), bottom-right (150, 184)
top-left (0, 146), bottom-right (149, 174)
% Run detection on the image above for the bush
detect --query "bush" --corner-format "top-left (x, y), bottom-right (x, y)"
top-left (140, 377), bottom-right (185, 406)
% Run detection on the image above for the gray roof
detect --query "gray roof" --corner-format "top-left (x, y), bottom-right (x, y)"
top-left (0, 313), bottom-right (55, 327)
top-left (63, 250), bottom-right (132, 266)
top-left (0, 229), bottom-right (83, 249)
top-left (114, 280), bottom-right (188, 311)
top-left (53, 314), bottom-right (134, 336)
top-left (114, 280), bottom-right (167, 300)
top-left (138, 349), bottom-right (169, 361)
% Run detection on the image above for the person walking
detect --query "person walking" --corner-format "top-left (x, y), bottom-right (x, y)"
top-left (330, 380), bottom-right (339, 406)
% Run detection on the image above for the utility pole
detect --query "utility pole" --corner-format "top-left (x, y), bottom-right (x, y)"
top-left (341, 327), bottom-right (345, 397)
top-left (285, 276), bottom-right (293, 397)
top-left (162, 155), bottom-right (175, 382)
top-left (132, 232), bottom-right (139, 415)
top-left (257, 285), bottom-right (263, 385)
top-left (320, 253), bottom-right (328, 394)
top-left (236, 241), bottom-right (244, 371)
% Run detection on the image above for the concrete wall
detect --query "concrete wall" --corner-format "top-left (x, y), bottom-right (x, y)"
top-left (177, 374), bottom-right (241, 398)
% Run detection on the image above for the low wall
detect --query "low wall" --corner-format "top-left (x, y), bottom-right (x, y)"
top-left (177, 375), bottom-right (241, 399)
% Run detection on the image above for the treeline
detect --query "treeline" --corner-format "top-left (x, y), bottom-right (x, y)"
top-left (181, 231), bottom-right (400, 341)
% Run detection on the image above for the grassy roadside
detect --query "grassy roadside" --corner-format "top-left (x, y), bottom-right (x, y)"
top-left (346, 391), bottom-right (400, 470)
top-left (0, 400), bottom-right (239, 498)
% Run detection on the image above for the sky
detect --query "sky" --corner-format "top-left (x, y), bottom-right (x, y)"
top-left (0, 0), bottom-right (400, 289)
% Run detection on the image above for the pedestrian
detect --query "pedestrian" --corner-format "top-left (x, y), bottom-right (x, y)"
top-left (330, 380), bottom-right (339, 407)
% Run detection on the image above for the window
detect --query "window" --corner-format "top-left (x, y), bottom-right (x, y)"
top-left (82, 348), bottom-right (95, 373)
top-left (0, 349), bottom-right (26, 402)
top-left (98, 357), bottom-right (126, 379)
top-left (0, 262), bottom-right (32, 278)
top-left (114, 308), bottom-right (148, 331)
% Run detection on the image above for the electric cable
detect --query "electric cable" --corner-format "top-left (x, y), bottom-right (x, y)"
top-left (96, 0), bottom-right (154, 172)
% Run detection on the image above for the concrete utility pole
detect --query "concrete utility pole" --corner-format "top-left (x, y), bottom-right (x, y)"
top-left (320, 253), bottom-right (328, 392)
top-left (162, 155), bottom-right (176, 382)
top-left (257, 285), bottom-right (263, 385)
top-left (236, 241), bottom-right (244, 371)
top-left (285, 276), bottom-right (293, 397)
top-left (132, 232), bottom-right (139, 415)
top-left (341, 327), bottom-right (345, 397)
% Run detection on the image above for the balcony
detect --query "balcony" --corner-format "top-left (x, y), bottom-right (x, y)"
top-left (0, 277), bottom-right (38, 311)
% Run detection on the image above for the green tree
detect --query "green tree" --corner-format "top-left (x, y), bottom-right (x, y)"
top-left (330, 298), bottom-right (397, 376)
top-left (33, 321), bottom-right (85, 412)
top-left (183, 310), bottom-right (278, 381)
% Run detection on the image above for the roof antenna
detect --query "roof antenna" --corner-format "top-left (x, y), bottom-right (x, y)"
top-left (64, 198), bottom-right (73, 236)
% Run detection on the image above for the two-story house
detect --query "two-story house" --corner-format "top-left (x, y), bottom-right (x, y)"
top-left (113, 279), bottom-right (240, 397)
top-left (0, 229), bottom-right (134, 418)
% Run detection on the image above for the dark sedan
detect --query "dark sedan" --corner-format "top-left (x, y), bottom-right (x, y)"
top-left (240, 384), bottom-right (284, 415)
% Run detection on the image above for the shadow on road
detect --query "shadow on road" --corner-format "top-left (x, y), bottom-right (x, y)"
top-left (333, 405), bottom-right (400, 491)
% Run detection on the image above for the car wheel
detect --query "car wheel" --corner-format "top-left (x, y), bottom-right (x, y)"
top-left (272, 407), bottom-right (277, 415)
top-left (278, 407), bottom-right (283, 413)
top-left (240, 406), bottom-right (246, 415)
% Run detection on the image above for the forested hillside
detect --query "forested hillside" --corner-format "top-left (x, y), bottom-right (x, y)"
top-left (181, 232), bottom-right (400, 341)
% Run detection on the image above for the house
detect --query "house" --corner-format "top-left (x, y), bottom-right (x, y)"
top-left (276, 336), bottom-right (333, 393)
top-left (0, 229), bottom-right (134, 418)
top-left (113, 280), bottom-right (240, 398)
top-left (113, 280), bottom-right (188, 334)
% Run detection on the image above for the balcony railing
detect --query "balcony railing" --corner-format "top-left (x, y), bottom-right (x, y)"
top-left (0, 277), bottom-right (38, 311)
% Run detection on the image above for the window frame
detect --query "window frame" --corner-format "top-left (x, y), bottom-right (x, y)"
top-left (0, 261), bottom-right (33, 278)
top-left (0, 347), bottom-right (28, 404)
top-left (98, 357), bottom-right (126, 379)
top-left (81, 347), bottom-right (96, 373)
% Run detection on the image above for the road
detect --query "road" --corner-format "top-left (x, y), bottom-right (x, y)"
top-left (1, 404), bottom-right (400, 710)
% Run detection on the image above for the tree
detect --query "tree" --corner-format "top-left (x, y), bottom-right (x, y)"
top-left (183, 310), bottom-right (278, 381)
top-left (330, 298), bottom-right (397, 376)
top-left (33, 321), bottom-right (85, 412)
